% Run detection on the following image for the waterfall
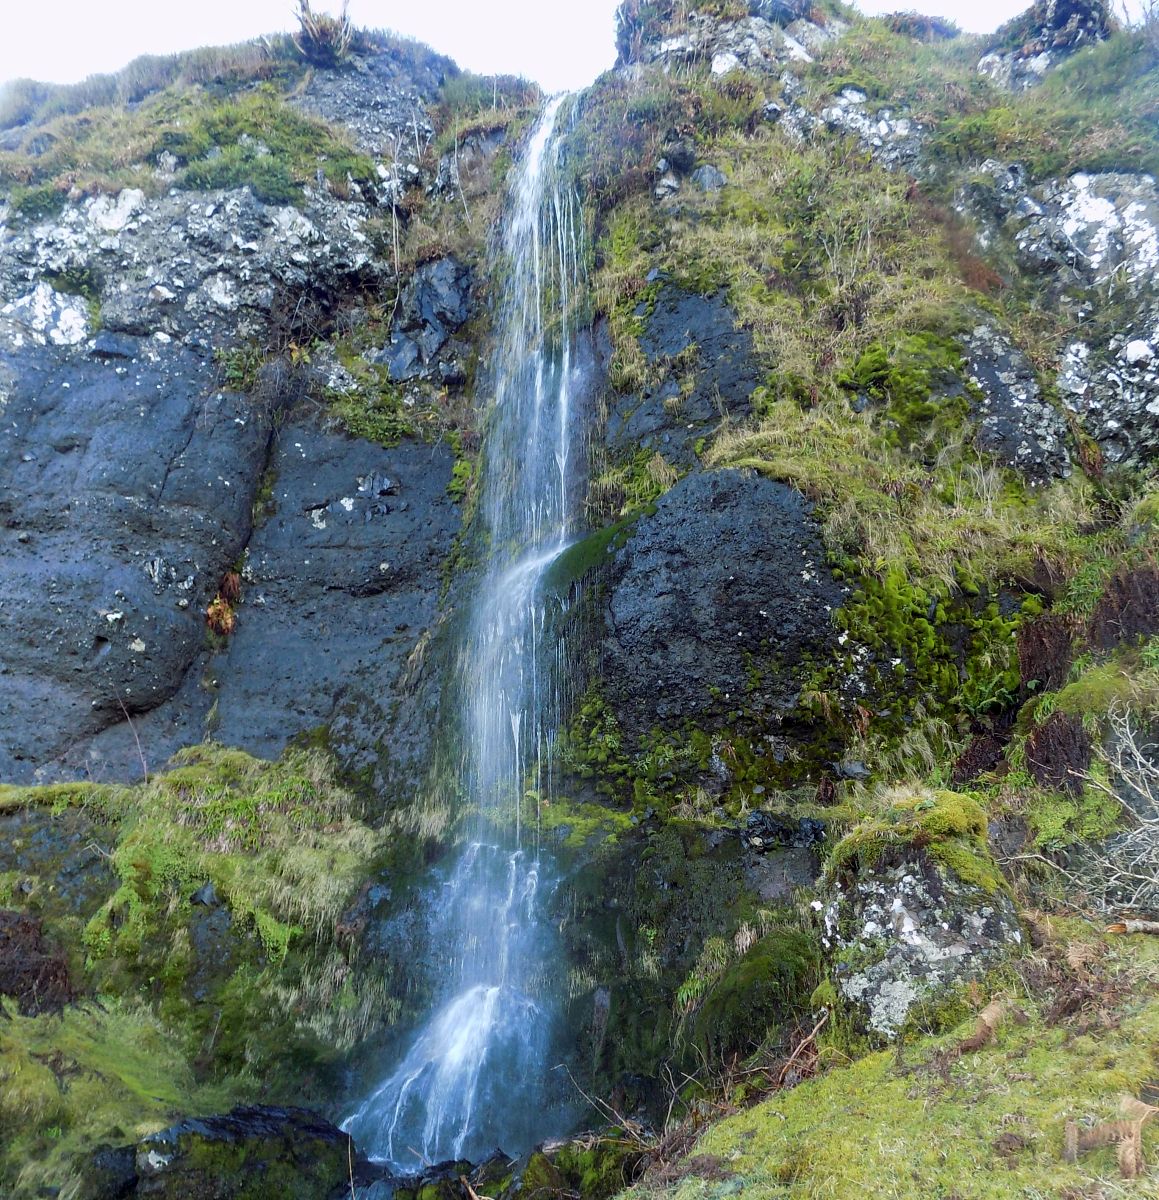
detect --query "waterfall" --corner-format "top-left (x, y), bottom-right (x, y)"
top-left (343, 96), bottom-right (589, 1170)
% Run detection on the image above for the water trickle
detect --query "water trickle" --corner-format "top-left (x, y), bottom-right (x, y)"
top-left (343, 96), bottom-right (589, 1170)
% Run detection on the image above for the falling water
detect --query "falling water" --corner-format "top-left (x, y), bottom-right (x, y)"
top-left (344, 96), bottom-right (589, 1169)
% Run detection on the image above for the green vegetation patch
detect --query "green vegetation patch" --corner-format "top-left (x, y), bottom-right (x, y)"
top-left (1, 81), bottom-right (376, 207)
top-left (632, 939), bottom-right (1159, 1199)
top-left (824, 787), bottom-right (1007, 893)
top-left (0, 1000), bottom-right (239, 1198)
top-left (0, 745), bottom-right (393, 1193)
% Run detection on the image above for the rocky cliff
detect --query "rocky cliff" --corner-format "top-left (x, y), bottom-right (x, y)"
top-left (2, 2), bottom-right (1159, 1198)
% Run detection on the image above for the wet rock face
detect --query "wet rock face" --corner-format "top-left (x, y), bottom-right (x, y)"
top-left (964, 323), bottom-right (1071, 483)
top-left (978, 0), bottom-right (1110, 91)
top-left (79, 1106), bottom-right (353, 1200)
top-left (602, 469), bottom-right (844, 735)
top-left (823, 851), bottom-right (1022, 1038)
top-left (0, 336), bottom-right (270, 782)
top-left (203, 425), bottom-right (457, 784)
top-left (45, 418), bottom-right (458, 791)
top-left (606, 287), bottom-right (760, 465)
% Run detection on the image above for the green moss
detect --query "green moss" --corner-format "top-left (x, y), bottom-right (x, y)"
top-left (634, 940), bottom-right (1159, 1200)
top-left (552, 1134), bottom-right (645, 1200)
top-left (0, 742), bottom-right (391, 1176)
top-left (837, 332), bottom-right (972, 451)
top-left (824, 789), bottom-right (1007, 894)
top-left (213, 343), bottom-right (266, 392)
top-left (540, 515), bottom-right (639, 599)
top-left (538, 796), bottom-right (634, 850)
top-left (689, 930), bottom-right (821, 1064)
top-left (8, 183), bottom-right (66, 221)
top-left (558, 689), bottom-right (633, 799)
top-left (447, 457), bottom-right (473, 501)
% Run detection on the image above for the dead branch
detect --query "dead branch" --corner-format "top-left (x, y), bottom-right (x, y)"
top-left (776, 1011), bottom-right (829, 1086)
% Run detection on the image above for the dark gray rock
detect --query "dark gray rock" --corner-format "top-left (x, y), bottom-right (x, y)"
top-left (742, 813), bottom-right (826, 852)
top-left (751, 0), bottom-right (812, 20)
top-left (606, 288), bottom-right (760, 465)
top-left (208, 423), bottom-right (458, 784)
top-left (690, 164), bottom-right (727, 192)
top-left (964, 323), bottom-right (1071, 483)
top-left (602, 469), bottom-right (844, 735)
top-left (0, 338), bottom-right (271, 782)
top-left (75, 1145), bottom-right (137, 1200)
top-left (290, 48), bottom-right (449, 164)
top-left (371, 256), bottom-right (473, 380)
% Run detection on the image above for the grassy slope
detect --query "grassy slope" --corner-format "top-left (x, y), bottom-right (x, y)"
top-left (0, 746), bottom-right (392, 1196)
top-left (622, 925), bottom-right (1159, 1199)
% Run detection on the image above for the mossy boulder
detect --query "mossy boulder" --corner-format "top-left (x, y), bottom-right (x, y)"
top-left (75, 1106), bottom-right (353, 1199)
top-left (601, 469), bottom-right (845, 739)
top-left (821, 790), bottom-right (1022, 1039)
top-left (690, 928), bottom-right (821, 1063)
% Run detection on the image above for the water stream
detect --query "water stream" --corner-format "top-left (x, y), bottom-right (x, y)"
top-left (343, 96), bottom-right (589, 1170)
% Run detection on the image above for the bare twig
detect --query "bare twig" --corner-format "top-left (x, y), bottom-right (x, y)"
top-left (454, 130), bottom-right (472, 228)
top-left (776, 1010), bottom-right (829, 1086)
top-left (116, 696), bottom-right (148, 783)
top-left (552, 1062), bottom-right (650, 1145)
top-left (459, 1177), bottom-right (493, 1200)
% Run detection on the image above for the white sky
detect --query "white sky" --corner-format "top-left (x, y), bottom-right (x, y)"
top-left (0, 2), bottom-right (1138, 95)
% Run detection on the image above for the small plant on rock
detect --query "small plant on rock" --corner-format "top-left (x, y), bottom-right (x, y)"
top-left (206, 594), bottom-right (237, 637)
top-left (292, 1), bottom-right (353, 68)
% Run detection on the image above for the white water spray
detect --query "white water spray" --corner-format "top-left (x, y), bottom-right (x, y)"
top-left (344, 96), bottom-right (588, 1169)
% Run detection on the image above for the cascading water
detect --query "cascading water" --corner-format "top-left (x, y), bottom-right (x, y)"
top-left (344, 96), bottom-right (589, 1170)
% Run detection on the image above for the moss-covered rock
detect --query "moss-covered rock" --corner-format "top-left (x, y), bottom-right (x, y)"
top-left (821, 789), bottom-right (1021, 1039)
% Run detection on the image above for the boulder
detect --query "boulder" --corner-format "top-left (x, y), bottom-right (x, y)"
top-left (690, 164), bottom-right (727, 192)
top-left (78, 1106), bottom-right (354, 1200)
top-left (821, 791), bottom-right (1022, 1038)
top-left (602, 469), bottom-right (844, 735)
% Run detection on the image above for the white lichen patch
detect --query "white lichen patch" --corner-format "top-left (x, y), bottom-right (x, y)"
top-left (0, 282), bottom-right (90, 347)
